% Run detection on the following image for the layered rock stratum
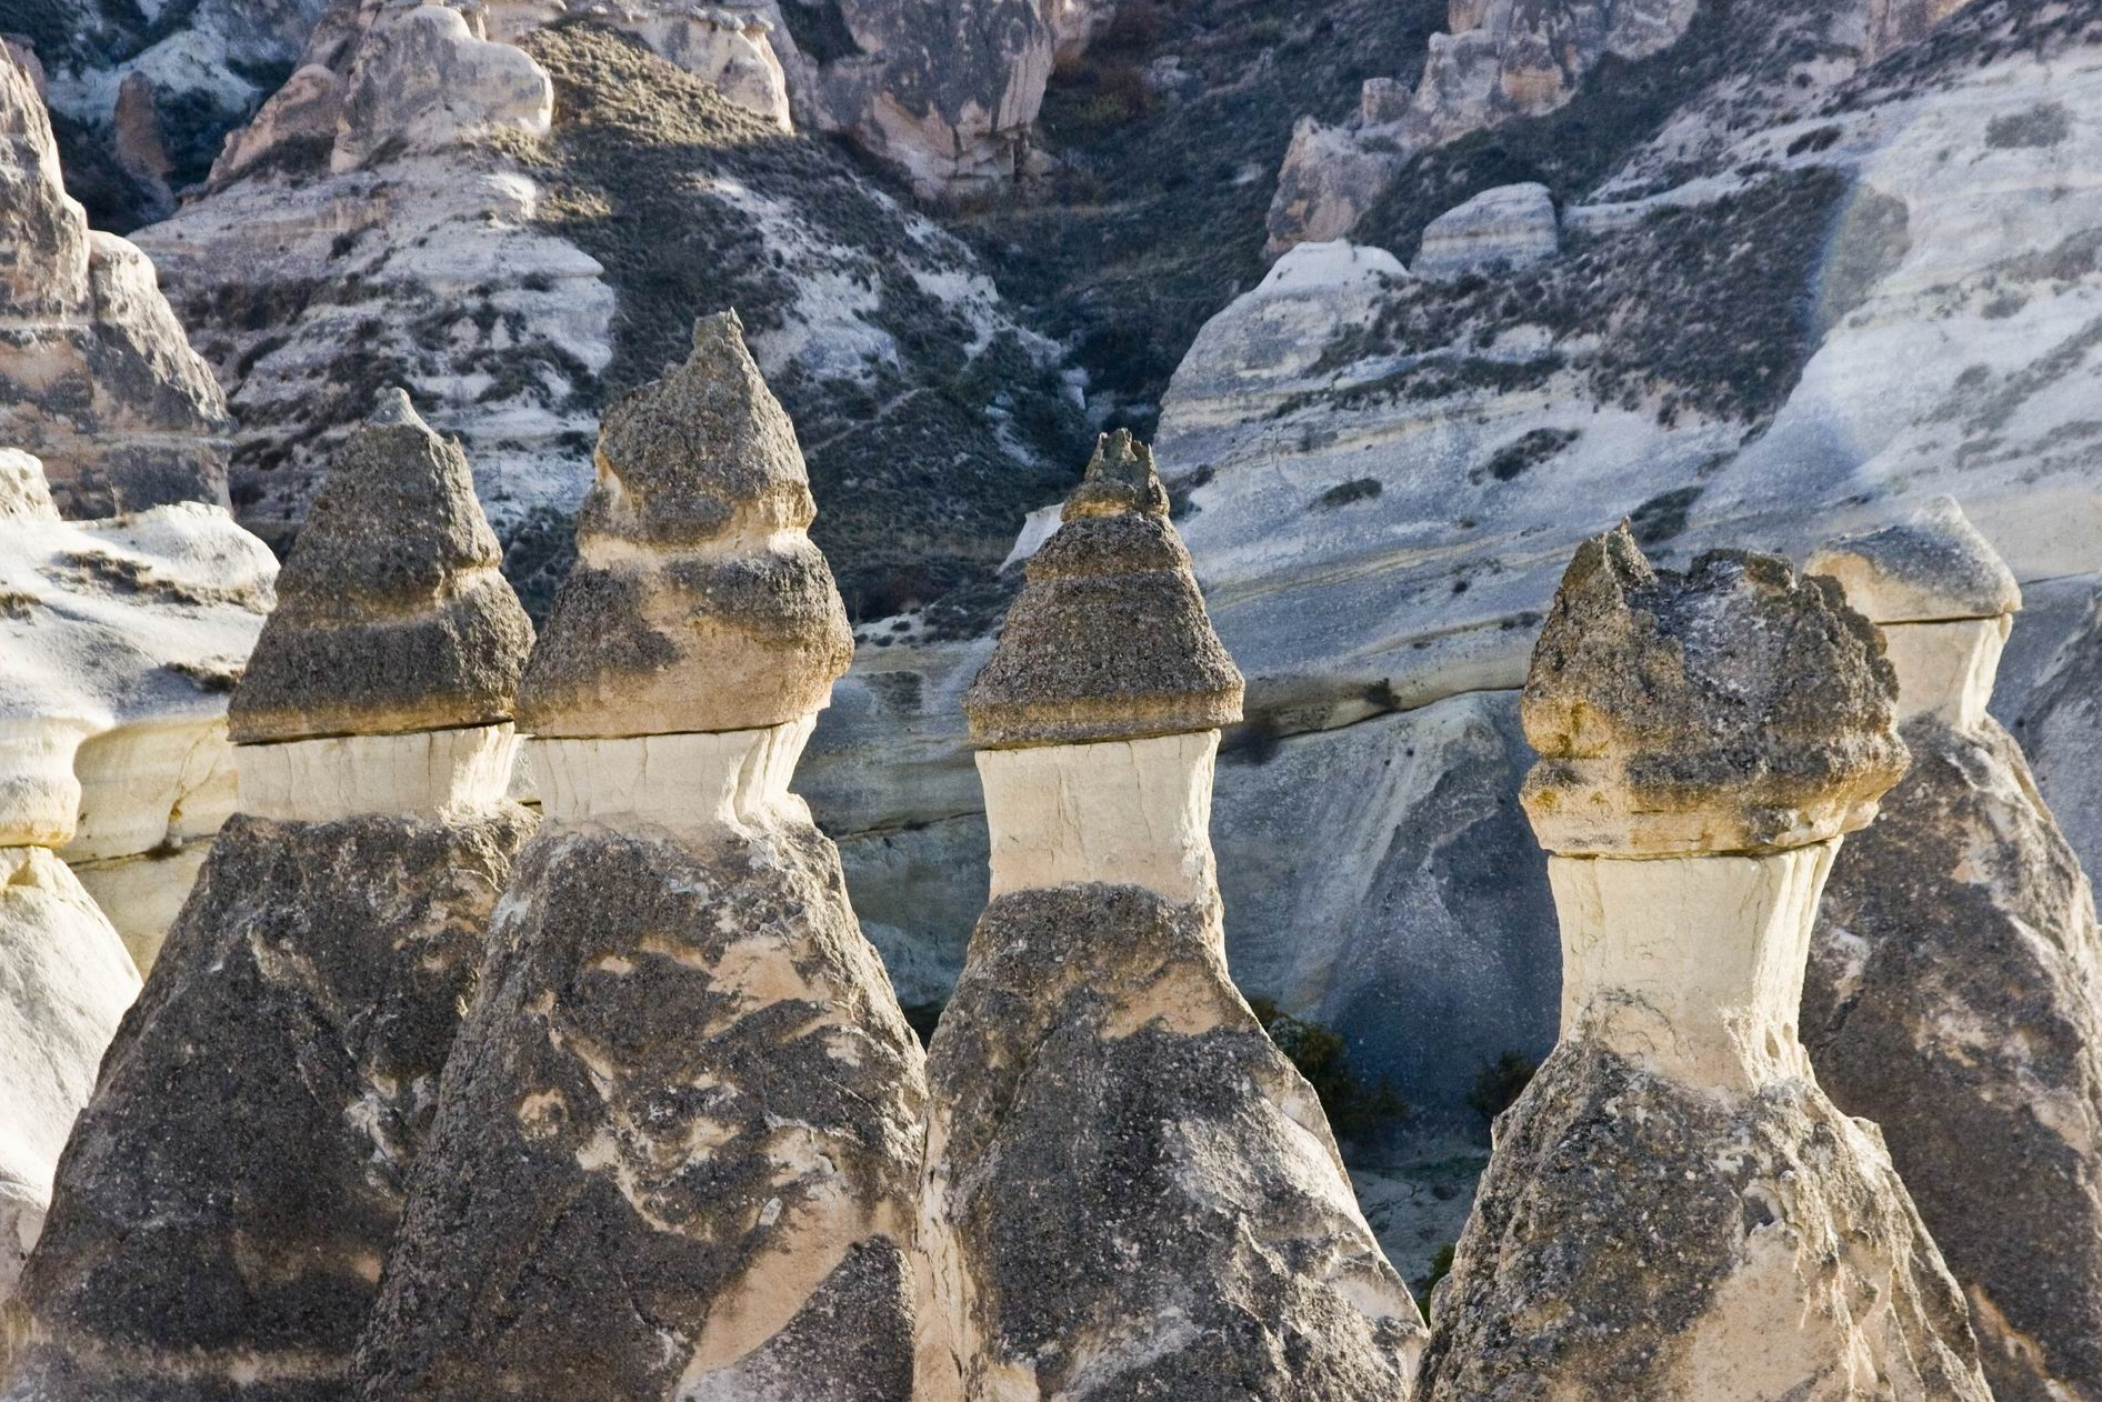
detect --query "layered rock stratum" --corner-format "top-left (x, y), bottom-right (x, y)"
top-left (1805, 501), bottom-right (2102, 1402)
top-left (1417, 525), bottom-right (1990, 1400)
top-left (0, 391), bottom-right (535, 1402)
top-left (0, 46), bottom-right (234, 518)
top-left (356, 314), bottom-right (927, 1402)
top-left (917, 431), bottom-right (1426, 1401)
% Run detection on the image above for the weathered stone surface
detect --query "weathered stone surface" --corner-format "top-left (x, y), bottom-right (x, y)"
top-left (518, 311), bottom-right (853, 738)
top-left (355, 813), bottom-right (927, 1401)
top-left (1417, 1042), bottom-right (1990, 1400)
top-left (1417, 523), bottom-right (1986, 1400)
top-left (229, 390), bottom-right (535, 745)
top-left (0, 847), bottom-right (140, 1381)
top-left (1809, 495), bottom-right (2023, 625)
top-left (919, 886), bottom-right (1426, 1401)
top-left (962, 431), bottom-right (1242, 749)
top-left (0, 47), bottom-right (235, 517)
top-left (1264, 116), bottom-right (1407, 258)
top-left (0, 449), bottom-right (274, 966)
top-left (1521, 525), bottom-right (1908, 856)
top-left (1412, 182), bottom-right (1558, 280)
top-left (332, 4), bottom-right (553, 172)
top-left (567, 3), bottom-right (793, 130)
top-left (1807, 509), bottom-right (2102, 1402)
top-left (1, 809), bottom-right (533, 1402)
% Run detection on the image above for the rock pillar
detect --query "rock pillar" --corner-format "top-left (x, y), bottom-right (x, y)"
top-left (1416, 524), bottom-right (1992, 1400)
top-left (1806, 499), bottom-right (2102, 1402)
top-left (354, 312), bottom-right (928, 1402)
top-left (1, 391), bottom-right (536, 1401)
top-left (919, 431), bottom-right (1428, 1402)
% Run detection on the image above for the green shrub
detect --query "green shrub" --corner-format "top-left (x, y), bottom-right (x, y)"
top-left (1467, 1051), bottom-right (1538, 1123)
top-left (1249, 998), bottom-right (1410, 1138)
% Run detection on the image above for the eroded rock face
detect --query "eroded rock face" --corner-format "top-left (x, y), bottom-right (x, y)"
top-left (1, 810), bottom-right (532, 1402)
top-left (921, 887), bottom-right (1427, 1401)
top-left (331, 4), bottom-right (553, 172)
top-left (1417, 527), bottom-right (1989, 1400)
top-left (1265, 117), bottom-right (1408, 259)
top-left (0, 49), bottom-right (235, 517)
top-left (922, 435), bottom-right (1424, 1401)
top-left (1806, 505), bottom-right (2102, 1402)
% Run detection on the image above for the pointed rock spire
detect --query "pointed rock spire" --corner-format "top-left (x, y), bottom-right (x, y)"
top-left (229, 388), bottom-right (534, 744)
top-left (518, 310), bottom-right (853, 738)
top-left (963, 429), bottom-right (1243, 749)
top-left (1418, 527), bottom-right (1990, 1400)
top-left (1807, 501), bottom-right (2102, 1402)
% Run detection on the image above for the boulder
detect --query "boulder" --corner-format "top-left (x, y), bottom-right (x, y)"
top-left (1264, 117), bottom-right (1406, 258)
top-left (918, 432), bottom-right (1425, 1401)
top-left (1412, 182), bottom-right (1558, 280)
top-left (332, 4), bottom-right (554, 172)
top-left (0, 49), bottom-right (234, 517)
top-left (357, 315), bottom-right (926, 1402)
top-left (1417, 527), bottom-right (1990, 1400)
top-left (0, 390), bottom-right (536, 1402)
top-left (1806, 501), bottom-right (2102, 1402)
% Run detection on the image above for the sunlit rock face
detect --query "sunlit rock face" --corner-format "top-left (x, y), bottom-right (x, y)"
top-left (0, 392), bottom-right (534, 1402)
top-left (0, 48), bottom-right (234, 518)
top-left (356, 316), bottom-right (927, 1402)
top-left (0, 447), bottom-right (274, 970)
top-left (1806, 501), bottom-right (2102, 1402)
top-left (1418, 527), bottom-right (1991, 1401)
top-left (917, 432), bottom-right (1426, 1402)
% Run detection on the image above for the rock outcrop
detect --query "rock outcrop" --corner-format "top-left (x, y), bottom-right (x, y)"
top-left (0, 391), bottom-right (535, 1401)
top-left (1412, 182), bottom-right (1558, 280)
top-left (0, 448), bottom-right (275, 970)
top-left (1417, 525), bottom-right (1990, 1399)
top-left (917, 431), bottom-right (1426, 1401)
top-left (1805, 500), bottom-right (2102, 1402)
top-left (0, 48), bottom-right (235, 517)
top-left (356, 313), bottom-right (927, 1402)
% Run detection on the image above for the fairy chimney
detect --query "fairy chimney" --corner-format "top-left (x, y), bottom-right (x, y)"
top-left (918, 431), bottom-right (1426, 1402)
top-left (1416, 525), bottom-right (1990, 1400)
top-left (1806, 500), bottom-right (2102, 1402)
top-left (355, 312), bottom-right (927, 1402)
top-left (2, 393), bottom-right (535, 1400)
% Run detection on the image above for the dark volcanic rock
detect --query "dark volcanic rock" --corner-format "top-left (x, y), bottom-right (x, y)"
top-left (962, 431), bottom-right (1243, 750)
top-left (1809, 716), bottom-right (2102, 1402)
top-left (1417, 1041), bottom-right (1989, 1401)
top-left (230, 390), bottom-right (534, 745)
top-left (1, 808), bottom-right (534, 1402)
top-left (919, 885), bottom-right (1424, 1401)
top-left (354, 818), bottom-right (926, 1401)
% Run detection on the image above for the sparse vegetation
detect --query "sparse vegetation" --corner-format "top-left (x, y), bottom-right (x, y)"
top-left (1416, 1241), bottom-right (1456, 1316)
top-left (1250, 996), bottom-right (1411, 1139)
top-left (1467, 1050), bottom-right (1539, 1124)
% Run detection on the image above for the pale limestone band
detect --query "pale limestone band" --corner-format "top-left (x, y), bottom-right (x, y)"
top-left (235, 724), bottom-right (520, 823)
top-left (528, 715), bottom-right (817, 837)
top-left (1548, 841), bottom-right (1836, 1094)
top-left (975, 731), bottom-right (1220, 907)
top-left (1878, 614), bottom-right (2010, 728)
top-left (0, 719), bottom-right (95, 849)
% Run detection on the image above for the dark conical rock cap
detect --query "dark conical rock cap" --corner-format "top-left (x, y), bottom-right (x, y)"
top-left (964, 431), bottom-right (1243, 749)
top-left (517, 311), bottom-right (853, 738)
top-left (1806, 496), bottom-right (2021, 625)
top-left (229, 389), bottom-right (535, 744)
top-left (1521, 523), bottom-right (1908, 856)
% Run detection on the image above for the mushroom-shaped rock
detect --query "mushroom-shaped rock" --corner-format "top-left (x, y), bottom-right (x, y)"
top-left (921, 433), bottom-right (1423, 1402)
top-left (518, 310), bottom-right (853, 738)
top-left (963, 430), bottom-right (1243, 750)
top-left (1807, 501), bottom-right (2102, 1402)
top-left (1, 405), bottom-right (536, 1402)
top-left (1520, 523), bottom-right (1909, 856)
top-left (1417, 526), bottom-right (1990, 1402)
top-left (354, 315), bottom-right (927, 1402)
top-left (230, 389), bottom-right (535, 745)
